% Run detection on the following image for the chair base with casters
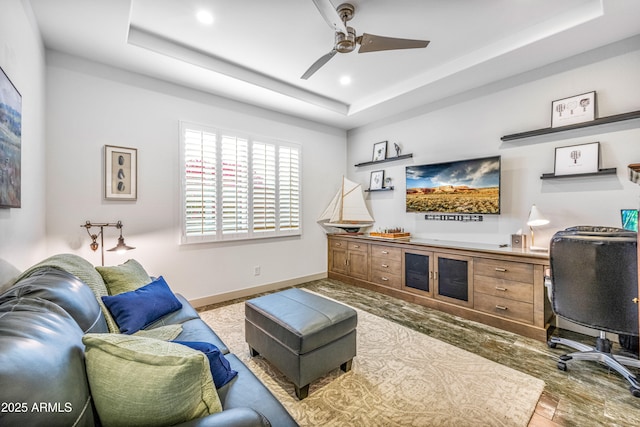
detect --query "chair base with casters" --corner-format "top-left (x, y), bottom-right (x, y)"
top-left (548, 332), bottom-right (640, 397)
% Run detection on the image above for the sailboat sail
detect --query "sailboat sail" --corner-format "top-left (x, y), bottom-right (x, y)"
top-left (318, 177), bottom-right (374, 230)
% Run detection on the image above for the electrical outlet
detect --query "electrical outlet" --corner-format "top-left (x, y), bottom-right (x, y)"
top-left (254, 266), bottom-right (261, 276)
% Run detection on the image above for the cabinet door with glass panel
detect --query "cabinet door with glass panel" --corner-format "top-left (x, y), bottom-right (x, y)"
top-left (402, 249), bottom-right (434, 298)
top-left (434, 253), bottom-right (474, 308)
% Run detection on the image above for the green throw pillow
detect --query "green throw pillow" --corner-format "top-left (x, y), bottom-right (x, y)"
top-left (83, 334), bottom-right (222, 427)
top-left (96, 259), bottom-right (152, 295)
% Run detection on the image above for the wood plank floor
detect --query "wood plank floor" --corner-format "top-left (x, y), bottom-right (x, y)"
top-left (299, 279), bottom-right (640, 427)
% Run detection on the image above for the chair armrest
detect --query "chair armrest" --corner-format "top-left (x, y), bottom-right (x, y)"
top-left (173, 407), bottom-right (270, 427)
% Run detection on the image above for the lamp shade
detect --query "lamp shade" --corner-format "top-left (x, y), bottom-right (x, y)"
top-left (527, 205), bottom-right (549, 227)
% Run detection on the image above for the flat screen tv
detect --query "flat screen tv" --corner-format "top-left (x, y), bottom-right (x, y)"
top-left (621, 209), bottom-right (638, 232)
top-left (406, 155), bottom-right (501, 214)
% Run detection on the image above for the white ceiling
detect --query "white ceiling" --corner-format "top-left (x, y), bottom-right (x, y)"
top-left (28, 0), bottom-right (640, 130)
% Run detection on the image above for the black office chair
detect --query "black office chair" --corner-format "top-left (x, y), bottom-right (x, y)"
top-left (547, 226), bottom-right (640, 397)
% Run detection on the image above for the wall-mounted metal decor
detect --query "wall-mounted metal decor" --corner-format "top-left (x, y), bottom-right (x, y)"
top-left (0, 66), bottom-right (22, 208)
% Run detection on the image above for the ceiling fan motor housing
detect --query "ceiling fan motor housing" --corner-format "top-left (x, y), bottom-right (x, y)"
top-left (335, 27), bottom-right (356, 53)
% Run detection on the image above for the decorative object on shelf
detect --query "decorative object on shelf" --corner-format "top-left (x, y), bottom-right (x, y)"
top-left (551, 91), bottom-right (596, 128)
top-left (384, 176), bottom-right (392, 187)
top-left (393, 142), bottom-right (401, 157)
top-left (629, 163), bottom-right (640, 184)
top-left (105, 145), bottom-right (137, 200)
top-left (554, 142), bottom-right (599, 176)
top-left (318, 176), bottom-right (374, 233)
top-left (372, 141), bottom-right (387, 161)
top-left (0, 65), bottom-right (22, 209)
top-left (620, 209), bottom-right (638, 232)
top-left (369, 170), bottom-right (384, 190)
top-left (370, 227), bottom-right (410, 239)
top-left (527, 205), bottom-right (549, 252)
top-left (81, 220), bottom-right (136, 266)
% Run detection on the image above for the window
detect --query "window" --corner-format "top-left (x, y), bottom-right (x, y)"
top-left (180, 122), bottom-right (301, 243)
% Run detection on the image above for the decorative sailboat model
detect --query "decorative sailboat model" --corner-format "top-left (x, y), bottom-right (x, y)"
top-left (318, 176), bottom-right (375, 233)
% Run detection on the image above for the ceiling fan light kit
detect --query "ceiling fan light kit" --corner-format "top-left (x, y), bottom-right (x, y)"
top-left (303, 1), bottom-right (430, 79)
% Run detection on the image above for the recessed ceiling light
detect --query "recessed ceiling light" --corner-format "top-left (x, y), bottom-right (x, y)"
top-left (196, 10), bottom-right (214, 25)
top-left (339, 75), bottom-right (352, 85)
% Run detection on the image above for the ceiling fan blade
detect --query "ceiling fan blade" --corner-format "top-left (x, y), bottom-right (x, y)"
top-left (358, 33), bottom-right (430, 53)
top-left (301, 49), bottom-right (337, 80)
top-left (311, 0), bottom-right (348, 34)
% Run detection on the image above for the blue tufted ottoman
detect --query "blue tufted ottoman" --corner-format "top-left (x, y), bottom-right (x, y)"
top-left (245, 288), bottom-right (357, 399)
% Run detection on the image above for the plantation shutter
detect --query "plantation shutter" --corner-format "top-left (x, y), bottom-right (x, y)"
top-left (180, 121), bottom-right (301, 243)
top-left (221, 134), bottom-right (249, 236)
top-left (184, 127), bottom-right (216, 238)
top-left (278, 145), bottom-right (300, 231)
top-left (252, 141), bottom-right (277, 233)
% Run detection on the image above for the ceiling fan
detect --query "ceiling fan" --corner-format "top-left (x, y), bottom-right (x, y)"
top-left (302, 0), bottom-right (430, 79)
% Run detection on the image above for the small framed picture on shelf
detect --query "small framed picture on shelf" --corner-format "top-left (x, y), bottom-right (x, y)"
top-left (551, 91), bottom-right (596, 128)
top-left (554, 141), bottom-right (599, 176)
top-left (369, 170), bottom-right (385, 190)
top-left (372, 141), bottom-right (387, 161)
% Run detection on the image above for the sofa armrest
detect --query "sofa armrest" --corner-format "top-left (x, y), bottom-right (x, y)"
top-left (173, 407), bottom-right (270, 427)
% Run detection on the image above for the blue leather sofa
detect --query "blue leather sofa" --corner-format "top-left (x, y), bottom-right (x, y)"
top-left (0, 254), bottom-right (297, 426)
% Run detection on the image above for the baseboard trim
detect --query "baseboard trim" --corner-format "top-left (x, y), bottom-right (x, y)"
top-left (189, 272), bottom-right (328, 308)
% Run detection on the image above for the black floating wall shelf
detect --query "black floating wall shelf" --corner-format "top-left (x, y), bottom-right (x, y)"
top-left (540, 168), bottom-right (617, 180)
top-left (501, 110), bottom-right (640, 141)
top-left (355, 153), bottom-right (413, 167)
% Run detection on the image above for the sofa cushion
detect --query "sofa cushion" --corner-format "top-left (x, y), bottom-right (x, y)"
top-left (101, 276), bottom-right (182, 334)
top-left (0, 298), bottom-right (95, 426)
top-left (0, 267), bottom-right (108, 333)
top-left (173, 341), bottom-right (238, 388)
top-left (96, 259), bottom-right (152, 295)
top-left (83, 333), bottom-right (222, 427)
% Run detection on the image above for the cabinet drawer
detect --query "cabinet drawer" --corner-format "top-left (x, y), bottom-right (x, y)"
top-left (370, 272), bottom-right (401, 289)
top-left (474, 258), bottom-right (533, 284)
top-left (370, 245), bottom-right (401, 261)
top-left (474, 275), bottom-right (533, 303)
top-left (474, 293), bottom-right (533, 324)
top-left (348, 242), bottom-right (368, 252)
top-left (330, 239), bottom-right (347, 249)
top-left (371, 258), bottom-right (401, 275)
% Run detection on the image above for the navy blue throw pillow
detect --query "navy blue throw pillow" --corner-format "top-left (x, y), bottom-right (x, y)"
top-left (101, 276), bottom-right (182, 334)
top-left (173, 341), bottom-right (238, 388)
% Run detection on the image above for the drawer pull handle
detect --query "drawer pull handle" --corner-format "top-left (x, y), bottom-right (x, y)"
top-left (381, 277), bottom-right (389, 281)
top-left (381, 264), bottom-right (389, 268)
top-left (381, 250), bottom-right (389, 254)
top-left (495, 287), bottom-right (507, 292)
top-left (336, 243), bottom-right (342, 246)
top-left (495, 305), bottom-right (508, 311)
top-left (353, 245), bottom-right (360, 248)
top-left (494, 267), bottom-right (507, 272)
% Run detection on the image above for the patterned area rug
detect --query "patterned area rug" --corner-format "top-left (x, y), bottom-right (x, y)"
top-left (200, 297), bottom-right (544, 426)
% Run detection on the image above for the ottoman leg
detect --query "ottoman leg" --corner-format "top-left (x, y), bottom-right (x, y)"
top-left (341, 359), bottom-right (353, 372)
top-left (249, 346), bottom-right (260, 357)
top-left (295, 384), bottom-right (309, 400)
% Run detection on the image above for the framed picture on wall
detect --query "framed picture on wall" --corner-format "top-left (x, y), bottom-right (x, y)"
top-left (105, 145), bottom-right (137, 200)
top-left (554, 142), bottom-right (599, 176)
top-left (369, 170), bottom-right (385, 190)
top-left (551, 91), bottom-right (596, 128)
top-left (0, 66), bottom-right (22, 208)
top-left (372, 141), bottom-right (387, 161)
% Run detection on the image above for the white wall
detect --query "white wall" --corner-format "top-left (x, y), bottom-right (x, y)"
top-left (44, 52), bottom-right (346, 301)
top-left (0, 0), bottom-right (47, 289)
top-left (347, 43), bottom-right (640, 248)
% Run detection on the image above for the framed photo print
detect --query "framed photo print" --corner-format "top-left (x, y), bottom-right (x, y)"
top-left (105, 145), bottom-right (137, 200)
top-left (554, 142), bottom-right (599, 176)
top-left (369, 170), bottom-right (385, 190)
top-left (372, 141), bottom-right (387, 162)
top-left (551, 91), bottom-right (596, 128)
